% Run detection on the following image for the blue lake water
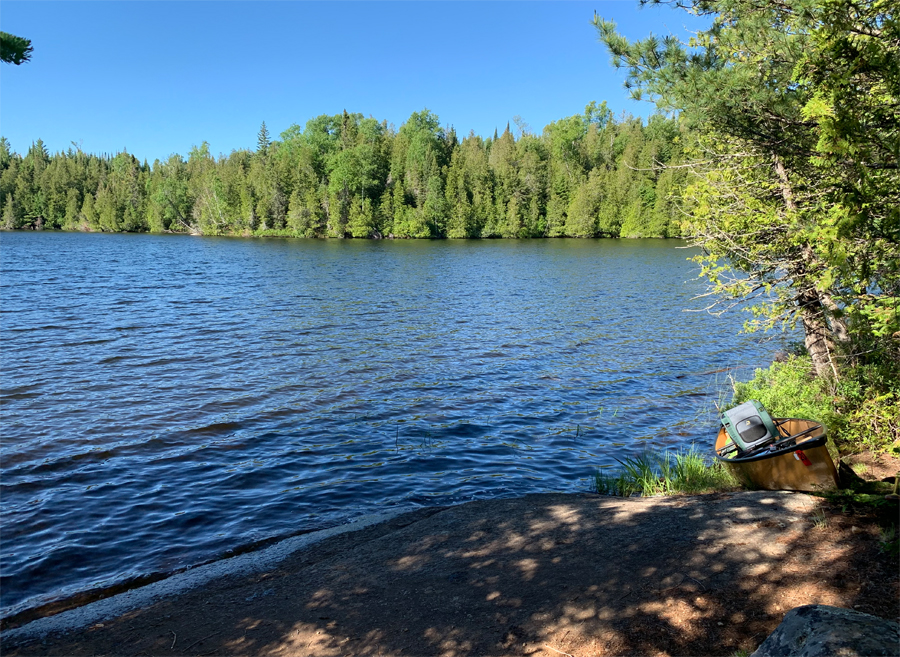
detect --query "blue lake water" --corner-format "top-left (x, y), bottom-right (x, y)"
top-left (0, 232), bottom-right (783, 617)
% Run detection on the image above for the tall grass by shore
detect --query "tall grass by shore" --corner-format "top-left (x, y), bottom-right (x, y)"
top-left (593, 447), bottom-right (738, 496)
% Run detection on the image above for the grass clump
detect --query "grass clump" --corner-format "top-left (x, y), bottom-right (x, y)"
top-left (810, 508), bottom-right (828, 529)
top-left (851, 463), bottom-right (869, 476)
top-left (593, 447), bottom-right (738, 497)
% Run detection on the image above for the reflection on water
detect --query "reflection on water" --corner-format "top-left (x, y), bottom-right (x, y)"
top-left (0, 233), bottom-right (781, 616)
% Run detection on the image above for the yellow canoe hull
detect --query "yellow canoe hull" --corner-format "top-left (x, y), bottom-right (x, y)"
top-left (714, 418), bottom-right (839, 492)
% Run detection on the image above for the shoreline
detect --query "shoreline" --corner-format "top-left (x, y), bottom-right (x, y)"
top-left (1, 507), bottom-right (420, 641)
top-left (1, 228), bottom-right (682, 241)
top-left (0, 511), bottom-right (415, 630)
top-left (3, 490), bottom-right (896, 656)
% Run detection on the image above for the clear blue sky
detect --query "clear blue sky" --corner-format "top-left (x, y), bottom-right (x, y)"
top-left (1, 1), bottom-right (706, 163)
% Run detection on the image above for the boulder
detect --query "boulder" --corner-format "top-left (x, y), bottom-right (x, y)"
top-left (751, 604), bottom-right (899, 657)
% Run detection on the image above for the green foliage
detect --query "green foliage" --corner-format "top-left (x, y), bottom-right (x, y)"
top-left (732, 356), bottom-right (833, 423)
top-left (2, 193), bottom-right (17, 229)
top-left (733, 355), bottom-right (900, 454)
top-left (596, 0), bottom-right (900, 381)
top-left (593, 447), bottom-right (738, 496)
top-left (880, 525), bottom-right (899, 557)
top-left (1, 105), bottom-right (689, 240)
top-left (0, 31), bottom-right (32, 65)
top-left (257, 121), bottom-right (270, 156)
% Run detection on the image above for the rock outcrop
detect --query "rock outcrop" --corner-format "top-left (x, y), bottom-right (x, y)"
top-left (751, 604), bottom-right (899, 657)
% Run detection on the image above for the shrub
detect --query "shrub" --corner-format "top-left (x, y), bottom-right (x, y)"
top-left (732, 355), bottom-right (899, 454)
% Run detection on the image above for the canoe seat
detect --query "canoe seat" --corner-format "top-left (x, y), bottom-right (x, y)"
top-left (721, 400), bottom-right (781, 454)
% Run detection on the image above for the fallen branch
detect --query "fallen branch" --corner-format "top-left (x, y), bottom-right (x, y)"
top-left (185, 630), bottom-right (220, 652)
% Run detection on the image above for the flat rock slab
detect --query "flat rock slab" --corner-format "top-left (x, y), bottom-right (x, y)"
top-left (2, 491), bottom-right (895, 656)
top-left (751, 604), bottom-right (900, 657)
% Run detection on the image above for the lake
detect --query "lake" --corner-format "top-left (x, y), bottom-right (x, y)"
top-left (0, 232), bottom-right (782, 617)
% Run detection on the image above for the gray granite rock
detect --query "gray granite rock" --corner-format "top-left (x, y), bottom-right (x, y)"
top-left (751, 604), bottom-right (899, 657)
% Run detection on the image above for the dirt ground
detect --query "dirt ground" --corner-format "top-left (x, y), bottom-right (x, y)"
top-left (2, 485), bottom-right (898, 657)
top-left (840, 450), bottom-right (900, 487)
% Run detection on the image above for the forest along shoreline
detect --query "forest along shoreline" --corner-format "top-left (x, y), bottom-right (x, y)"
top-left (1, 490), bottom-right (897, 657)
top-left (1, 104), bottom-right (686, 240)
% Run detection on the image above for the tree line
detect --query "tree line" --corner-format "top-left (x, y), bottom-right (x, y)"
top-left (0, 104), bottom-right (689, 239)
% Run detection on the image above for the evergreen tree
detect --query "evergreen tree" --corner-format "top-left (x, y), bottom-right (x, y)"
top-left (80, 192), bottom-right (97, 230)
top-left (257, 121), bottom-right (270, 157)
top-left (595, 0), bottom-right (899, 376)
top-left (63, 188), bottom-right (81, 230)
top-left (2, 193), bottom-right (17, 229)
top-left (565, 170), bottom-right (603, 237)
top-left (347, 197), bottom-right (375, 238)
top-left (0, 31), bottom-right (32, 65)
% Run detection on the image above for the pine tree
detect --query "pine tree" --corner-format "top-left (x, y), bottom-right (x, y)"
top-left (348, 197), bottom-right (374, 238)
top-left (0, 31), bottom-right (32, 65)
top-left (257, 121), bottom-right (270, 157)
top-left (80, 191), bottom-right (97, 230)
top-left (2, 193), bottom-right (16, 229)
top-left (595, 0), bottom-right (899, 377)
top-left (63, 188), bottom-right (81, 230)
top-left (376, 188), bottom-right (393, 237)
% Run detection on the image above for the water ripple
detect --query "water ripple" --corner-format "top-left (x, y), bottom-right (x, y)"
top-left (0, 233), bottom-right (782, 617)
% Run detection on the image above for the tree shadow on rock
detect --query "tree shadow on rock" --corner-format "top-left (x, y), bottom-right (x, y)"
top-left (5, 491), bottom-right (897, 656)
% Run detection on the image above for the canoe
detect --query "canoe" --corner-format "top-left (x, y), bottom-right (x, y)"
top-left (714, 417), bottom-right (839, 492)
